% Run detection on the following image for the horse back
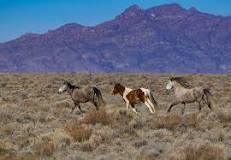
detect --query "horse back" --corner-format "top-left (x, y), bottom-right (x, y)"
top-left (126, 89), bottom-right (145, 104)
top-left (71, 87), bottom-right (91, 102)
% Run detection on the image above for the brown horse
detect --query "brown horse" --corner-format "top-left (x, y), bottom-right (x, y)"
top-left (58, 81), bottom-right (105, 113)
top-left (112, 83), bottom-right (158, 114)
top-left (166, 77), bottom-right (213, 113)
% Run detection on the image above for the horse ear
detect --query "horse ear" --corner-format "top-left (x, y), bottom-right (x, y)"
top-left (169, 74), bottom-right (175, 80)
top-left (68, 80), bottom-right (74, 84)
top-left (109, 80), bottom-right (117, 85)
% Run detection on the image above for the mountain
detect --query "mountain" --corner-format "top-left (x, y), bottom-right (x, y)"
top-left (0, 3), bottom-right (231, 73)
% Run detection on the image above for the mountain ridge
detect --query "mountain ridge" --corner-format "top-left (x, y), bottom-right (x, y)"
top-left (0, 3), bottom-right (231, 73)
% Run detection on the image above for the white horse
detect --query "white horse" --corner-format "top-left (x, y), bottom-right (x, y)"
top-left (166, 77), bottom-right (213, 114)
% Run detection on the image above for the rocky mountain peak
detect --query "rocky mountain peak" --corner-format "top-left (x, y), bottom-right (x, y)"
top-left (120, 4), bottom-right (143, 17)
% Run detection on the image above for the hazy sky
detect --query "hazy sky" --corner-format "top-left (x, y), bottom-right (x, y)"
top-left (0, 0), bottom-right (231, 42)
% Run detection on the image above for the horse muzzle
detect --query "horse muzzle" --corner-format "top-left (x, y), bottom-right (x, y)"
top-left (58, 89), bottom-right (63, 94)
top-left (165, 89), bottom-right (171, 95)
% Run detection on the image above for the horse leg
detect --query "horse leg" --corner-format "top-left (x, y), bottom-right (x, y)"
top-left (125, 100), bottom-right (130, 110)
top-left (167, 101), bottom-right (180, 113)
top-left (144, 100), bottom-right (154, 114)
top-left (71, 103), bottom-right (77, 113)
top-left (93, 101), bottom-right (99, 111)
top-left (147, 98), bottom-right (156, 113)
top-left (77, 104), bottom-right (85, 113)
top-left (198, 100), bottom-right (202, 111)
top-left (181, 102), bottom-right (186, 115)
top-left (202, 94), bottom-right (212, 111)
top-left (130, 104), bottom-right (138, 114)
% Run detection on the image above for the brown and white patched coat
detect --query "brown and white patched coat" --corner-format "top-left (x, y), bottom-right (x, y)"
top-left (112, 83), bottom-right (158, 114)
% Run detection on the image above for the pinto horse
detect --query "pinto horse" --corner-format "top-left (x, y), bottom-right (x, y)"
top-left (112, 83), bottom-right (158, 114)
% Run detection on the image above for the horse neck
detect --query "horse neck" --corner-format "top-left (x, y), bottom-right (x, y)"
top-left (173, 82), bottom-right (186, 92)
top-left (123, 87), bottom-right (132, 97)
top-left (66, 88), bottom-right (74, 96)
top-left (117, 85), bottom-right (126, 97)
top-left (67, 85), bottom-right (77, 96)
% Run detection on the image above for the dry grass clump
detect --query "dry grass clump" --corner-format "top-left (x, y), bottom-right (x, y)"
top-left (156, 114), bottom-right (182, 130)
top-left (217, 108), bottom-right (231, 123)
top-left (133, 139), bottom-right (148, 149)
top-left (107, 109), bottom-right (138, 138)
top-left (0, 154), bottom-right (36, 160)
top-left (0, 122), bottom-right (18, 136)
top-left (15, 135), bottom-right (34, 150)
top-left (182, 113), bottom-right (199, 127)
top-left (79, 142), bottom-right (94, 152)
top-left (50, 128), bottom-right (71, 148)
top-left (82, 109), bottom-right (113, 125)
top-left (111, 109), bottom-right (134, 127)
top-left (115, 125), bottom-right (138, 138)
top-left (170, 143), bottom-right (224, 160)
top-left (0, 140), bottom-right (17, 154)
top-left (53, 100), bottom-right (71, 109)
top-left (31, 128), bottom-right (71, 157)
top-left (79, 126), bottom-right (114, 152)
top-left (0, 111), bottom-right (14, 124)
top-left (32, 137), bottom-right (55, 156)
top-left (207, 127), bottom-right (225, 142)
top-left (129, 117), bottom-right (145, 130)
top-left (64, 119), bottom-right (92, 142)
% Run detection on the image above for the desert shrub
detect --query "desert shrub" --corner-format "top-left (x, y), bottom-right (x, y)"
top-left (134, 139), bottom-right (147, 148)
top-left (33, 137), bottom-right (55, 156)
top-left (0, 152), bottom-right (38, 160)
top-left (19, 99), bottom-right (38, 109)
top-left (82, 109), bottom-right (112, 125)
top-left (15, 135), bottom-right (34, 150)
top-left (170, 143), bottom-right (224, 160)
top-left (182, 113), bottom-right (198, 127)
top-left (112, 109), bottom-right (134, 127)
top-left (80, 142), bottom-right (93, 152)
top-left (65, 120), bottom-right (92, 142)
top-left (156, 114), bottom-right (182, 130)
top-left (116, 125), bottom-right (138, 138)
top-left (217, 109), bottom-right (231, 123)
top-left (129, 117), bottom-right (145, 130)
top-left (0, 140), bottom-right (16, 153)
top-left (53, 101), bottom-right (71, 109)
top-left (185, 143), bottom-right (224, 160)
top-left (51, 128), bottom-right (71, 148)
top-left (0, 111), bottom-right (14, 124)
top-left (0, 123), bottom-right (17, 136)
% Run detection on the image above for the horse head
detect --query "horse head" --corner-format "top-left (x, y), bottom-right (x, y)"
top-left (58, 80), bottom-right (72, 93)
top-left (112, 83), bottom-right (124, 95)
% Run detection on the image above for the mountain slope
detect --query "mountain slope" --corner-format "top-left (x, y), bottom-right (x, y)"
top-left (0, 3), bottom-right (231, 73)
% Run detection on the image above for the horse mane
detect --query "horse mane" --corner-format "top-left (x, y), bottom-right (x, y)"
top-left (170, 77), bottom-right (192, 88)
top-left (66, 81), bottom-right (80, 89)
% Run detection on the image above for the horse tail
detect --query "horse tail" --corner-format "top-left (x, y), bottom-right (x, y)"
top-left (142, 88), bottom-right (158, 108)
top-left (203, 88), bottom-right (213, 110)
top-left (92, 87), bottom-right (105, 110)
